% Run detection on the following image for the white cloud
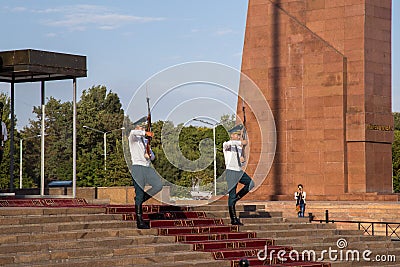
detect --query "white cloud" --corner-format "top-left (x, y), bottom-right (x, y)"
top-left (215, 29), bottom-right (234, 36)
top-left (45, 33), bottom-right (57, 38)
top-left (10, 6), bottom-right (27, 12)
top-left (19, 4), bottom-right (166, 31)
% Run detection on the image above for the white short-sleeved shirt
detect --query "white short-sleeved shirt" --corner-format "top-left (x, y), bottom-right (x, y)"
top-left (223, 140), bottom-right (243, 171)
top-left (128, 129), bottom-right (154, 167)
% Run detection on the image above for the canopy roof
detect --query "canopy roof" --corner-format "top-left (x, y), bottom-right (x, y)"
top-left (0, 49), bottom-right (87, 83)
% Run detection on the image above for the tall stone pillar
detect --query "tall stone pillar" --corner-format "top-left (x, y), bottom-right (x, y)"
top-left (239, 0), bottom-right (393, 199)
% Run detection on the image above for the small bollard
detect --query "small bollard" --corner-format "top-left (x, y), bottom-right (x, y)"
top-left (325, 209), bottom-right (329, 223)
top-left (308, 212), bottom-right (314, 222)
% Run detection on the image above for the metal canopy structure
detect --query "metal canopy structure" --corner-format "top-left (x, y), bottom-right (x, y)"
top-left (0, 49), bottom-right (87, 197)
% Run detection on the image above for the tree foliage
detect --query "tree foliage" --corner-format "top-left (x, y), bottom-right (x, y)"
top-left (0, 93), bottom-right (22, 190)
top-left (14, 85), bottom-right (130, 190)
top-left (394, 112), bottom-right (400, 131)
top-left (76, 85), bottom-right (129, 187)
top-left (2, 84), bottom-right (234, 194)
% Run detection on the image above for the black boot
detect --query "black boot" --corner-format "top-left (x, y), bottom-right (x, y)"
top-left (234, 188), bottom-right (249, 205)
top-left (142, 192), bottom-right (151, 203)
top-left (135, 204), bottom-right (150, 229)
top-left (229, 205), bottom-right (243, 226)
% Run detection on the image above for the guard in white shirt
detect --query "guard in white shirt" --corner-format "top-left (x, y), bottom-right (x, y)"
top-left (129, 116), bottom-right (163, 229)
top-left (223, 124), bottom-right (254, 225)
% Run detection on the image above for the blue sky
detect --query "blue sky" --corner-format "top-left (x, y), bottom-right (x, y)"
top-left (0, 1), bottom-right (398, 129)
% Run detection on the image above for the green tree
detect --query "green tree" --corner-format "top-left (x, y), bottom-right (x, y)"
top-left (21, 85), bottom-right (131, 188)
top-left (20, 97), bottom-right (73, 188)
top-left (394, 112), bottom-right (400, 130)
top-left (77, 85), bottom-right (129, 187)
top-left (0, 93), bottom-right (21, 190)
top-left (148, 115), bottom-right (234, 198)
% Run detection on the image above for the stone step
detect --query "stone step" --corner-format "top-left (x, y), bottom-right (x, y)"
top-left (276, 237), bottom-right (396, 249)
top-left (157, 225), bottom-right (240, 235)
top-left (0, 207), bottom-right (106, 216)
top-left (1, 202), bottom-right (398, 267)
top-left (260, 200), bottom-right (399, 209)
top-left (263, 222), bottom-right (337, 231)
top-left (0, 241), bottom-right (200, 266)
top-left (290, 240), bottom-right (397, 252)
top-left (299, 248), bottom-right (400, 267)
top-left (184, 238), bottom-right (274, 251)
top-left (134, 259), bottom-right (231, 267)
top-left (284, 217), bottom-right (312, 222)
top-left (150, 218), bottom-right (225, 228)
top-left (250, 228), bottom-right (339, 239)
top-left (240, 222), bottom-right (337, 232)
top-left (310, 211), bottom-right (400, 220)
top-left (175, 231), bottom-right (257, 242)
top-left (259, 201), bottom-right (400, 222)
top-left (205, 210), bottom-right (283, 219)
top-left (0, 213), bottom-right (121, 225)
top-left (1, 250), bottom-right (222, 267)
top-left (330, 261), bottom-right (399, 267)
top-left (0, 219), bottom-right (135, 235)
top-left (0, 227), bottom-right (156, 245)
top-left (252, 232), bottom-right (391, 248)
top-left (0, 234), bottom-right (176, 254)
top-left (191, 204), bottom-right (266, 212)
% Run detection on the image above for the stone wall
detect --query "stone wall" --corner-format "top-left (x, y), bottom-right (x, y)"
top-left (47, 186), bottom-right (170, 205)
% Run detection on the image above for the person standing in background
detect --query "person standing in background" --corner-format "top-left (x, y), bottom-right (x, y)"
top-left (0, 102), bottom-right (7, 164)
top-left (295, 184), bottom-right (306, 217)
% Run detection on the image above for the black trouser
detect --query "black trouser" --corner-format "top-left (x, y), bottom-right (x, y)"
top-left (226, 169), bottom-right (254, 206)
top-left (132, 165), bottom-right (163, 206)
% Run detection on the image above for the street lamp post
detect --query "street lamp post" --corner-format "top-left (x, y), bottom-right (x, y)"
top-left (212, 125), bottom-right (217, 197)
top-left (82, 126), bottom-right (124, 170)
top-left (193, 118), bottom-right (219, 197)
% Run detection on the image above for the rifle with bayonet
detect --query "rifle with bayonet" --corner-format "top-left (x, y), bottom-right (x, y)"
top-left (241, 99), bottom-right (247, 165)
top-left (145, 96), bottom-right (152, 156)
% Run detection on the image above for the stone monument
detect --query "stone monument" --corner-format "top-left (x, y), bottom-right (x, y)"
top-left (239, 0), bottom-right (394, 199)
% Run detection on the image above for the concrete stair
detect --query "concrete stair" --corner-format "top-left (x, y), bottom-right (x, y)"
top-left (0, 202), bottom-right (399, 266)
top-left (238, 217), bottom-right (400, 266)
top-left (0, 207), bottom-right (222, 267)
top-left (246, 201), bottom-right (400, 238)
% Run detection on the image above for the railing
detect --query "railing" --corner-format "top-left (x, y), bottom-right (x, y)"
top-left (308, 210), bottom-right (400, 241)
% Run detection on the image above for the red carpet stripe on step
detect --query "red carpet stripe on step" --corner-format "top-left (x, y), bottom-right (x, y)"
top-left (158, 225), bottom-right (239, 235)
top-left (150, 218), bottom-right (224, 227)
top-left (110, 204), bottom-right (331, 267)
top-left (176, 232), bottom-right (257, 242)
top-left (121, 211), bottom-right (207, 220)
top-left (0, 198), bottom-right (88, 207)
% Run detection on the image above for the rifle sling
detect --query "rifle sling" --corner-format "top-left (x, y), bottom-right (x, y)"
top-left (234, 145), bottom-right (241, 168)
